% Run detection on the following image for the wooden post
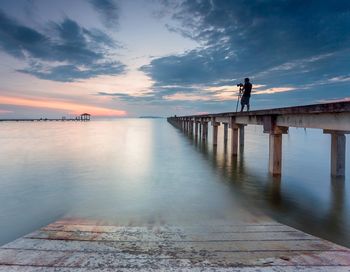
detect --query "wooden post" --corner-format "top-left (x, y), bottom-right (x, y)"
top-left (223, 123), bottom-right (228, 144)
top-left (263, 116), bottom-right (288, 175)
top-left (239, 125), bottom-right (245, 151)
top-left (324, 130), bottom-right (347, 177)
top-left (202, 122), bottom-right (208, 142)
top-left (212, 124), bottom-right (218, 145)
top-left (231, 118), bottom-right (239, 156)
top-left (269, 133), bottom-right (283, 175)
top-left (331, 134), bottom-right (346, 176)
top-left (212, 118), bottom-right (220, 146)
top-left (194, 121), bottom-right (199, 137)
top-left (189, 121), bottom-right (193, 135)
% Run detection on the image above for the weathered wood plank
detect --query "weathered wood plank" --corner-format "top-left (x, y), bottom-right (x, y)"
top-left (1, 248), bottom-right (350, 268)
top-left (43, 223), bottom-right (296, 233)
top-left (1, 219), bottom-right (349, 270)
top-left (25, 229), bottom-right (314, 242)
top-left (4, 238), bottom-right (345, 253)
top-left (1, 265), bottom-right (350, 272)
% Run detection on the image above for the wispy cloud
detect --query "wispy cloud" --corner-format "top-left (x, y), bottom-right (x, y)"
top-left (163, 92), bottom-right (211, 101)
top-left (317, 97), bottom-right (350, 104)
top-left (253, 87), bottom-right (297, 95)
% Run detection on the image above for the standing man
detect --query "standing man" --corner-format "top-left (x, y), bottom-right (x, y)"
top-left (240, 78), bottom-right (252, 112)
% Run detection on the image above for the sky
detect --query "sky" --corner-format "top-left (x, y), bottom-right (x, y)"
top-left (0, 0), bottom-right (349, 118)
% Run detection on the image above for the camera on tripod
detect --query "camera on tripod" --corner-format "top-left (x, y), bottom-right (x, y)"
top-left (236, 83), bottom-right (243, 87)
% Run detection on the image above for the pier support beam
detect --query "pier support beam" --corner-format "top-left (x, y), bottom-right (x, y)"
top-left (211, 119), bottom-right (220, 146)
top-left (263, 116), bottom-right (288, 175)
top-left (269, 133), bottom-right (282, 175)
top-left (230, 118), bottom-right (239, 156)
top-left (324, 130), bottom-right (347, 177)
top-left (223, 123), bottom-right (228, 144)
top-left (267, 126), bottom-right (288, 175)
top-left (202, 121), bottom-right (208, 142)
top-left (189, 121), bottom-right (193, 135)
top-left (194, 121), bottom-right (199, 138)
top-left (238, 124), bottom-right (245, 151)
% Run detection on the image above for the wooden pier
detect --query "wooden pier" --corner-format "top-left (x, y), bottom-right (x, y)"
top-left (0, 113), bottom-right (91, 122)
top-left (168, 102), bottom-right (350, 176)
top-left (0, 218), bottom-right (350, 271)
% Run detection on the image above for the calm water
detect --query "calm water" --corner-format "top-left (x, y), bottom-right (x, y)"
top-left (0, 119), bottom-right (349, 247)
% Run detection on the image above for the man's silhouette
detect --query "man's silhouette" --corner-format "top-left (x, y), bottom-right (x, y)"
top-left (240, 78), bottom-right (252, 112)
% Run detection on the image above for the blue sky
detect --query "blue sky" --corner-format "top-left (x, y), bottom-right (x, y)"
top-left (0, 0), bottom-right (349, 118)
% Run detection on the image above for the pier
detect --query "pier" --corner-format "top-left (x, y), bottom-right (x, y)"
top-left (168, 102), bottom-right (350, 177)
top-left (0, 113), bottom-right (91, 122)
top-left (1, 217), bottom-right (350, 271)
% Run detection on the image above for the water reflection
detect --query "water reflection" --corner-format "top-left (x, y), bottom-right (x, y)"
top-left (184, 125), bottom-right (349, 247)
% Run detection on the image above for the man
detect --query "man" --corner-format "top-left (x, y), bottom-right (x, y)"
top-left (240, 78), bottom-right (252, 112)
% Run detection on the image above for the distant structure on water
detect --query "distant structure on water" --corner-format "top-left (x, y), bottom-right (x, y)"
top-left (80, 113), bottom-right (91, 121)
top-left (0, 113), bottom-right (92, 122)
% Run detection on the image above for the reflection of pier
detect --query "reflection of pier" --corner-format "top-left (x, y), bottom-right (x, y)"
top-left (0, 113), bottom-right (91, 122)
top-left (168, 102), bottom-right (350, 177)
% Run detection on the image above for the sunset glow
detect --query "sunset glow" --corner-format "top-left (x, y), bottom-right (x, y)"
top-left (0, 95), bottom-right (126, 117)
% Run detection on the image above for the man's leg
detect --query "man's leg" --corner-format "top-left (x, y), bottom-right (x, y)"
top-left (241, 104), bottom-right (244, 112)
top-left (247, 104), bottom-right (250, 112)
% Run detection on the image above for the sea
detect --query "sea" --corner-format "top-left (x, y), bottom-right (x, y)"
top-left (0, 119), bottom-right (349, 247)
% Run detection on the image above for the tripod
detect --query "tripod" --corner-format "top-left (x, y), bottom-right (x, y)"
top-left (235, 86), bottom-right (243, 112)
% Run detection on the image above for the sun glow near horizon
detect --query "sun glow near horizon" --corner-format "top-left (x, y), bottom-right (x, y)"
top-left (0, 95), bottom-right (126, 117)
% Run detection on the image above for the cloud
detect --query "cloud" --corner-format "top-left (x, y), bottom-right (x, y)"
top-left (89, 0), bottom-right (119, 28)
top-left (317, 97), bottom-right (350, 104)
top-left (141, 0), bottom-right (350, 108)
top-left (18, 62), bottom-right (125, 82)
top-left (164, 92), bottom-right (211, 101)
top-left (253, 87), bottom-right (296, 95)
top-left (0, 10), bottom-right (125, 82)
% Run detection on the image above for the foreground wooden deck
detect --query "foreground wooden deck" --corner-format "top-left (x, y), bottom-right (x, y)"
top-left (0, 218), bottom-right (350, 271)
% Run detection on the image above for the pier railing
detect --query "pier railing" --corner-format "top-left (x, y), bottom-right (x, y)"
top-left (168, 102), bottom-right (350, 177)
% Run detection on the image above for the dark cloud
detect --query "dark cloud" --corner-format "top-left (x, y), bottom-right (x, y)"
top-left (19, 62), bottom-right (125, 82)
top-left (143, 0), bottom-right (350, 107)
top-left (0, 10), bottom-right (125, 81)
top-left (89, 0), bottom-right (119, 28)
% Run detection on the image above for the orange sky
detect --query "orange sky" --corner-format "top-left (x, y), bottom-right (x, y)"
top-left (0, 95), bottom-right (126, 116)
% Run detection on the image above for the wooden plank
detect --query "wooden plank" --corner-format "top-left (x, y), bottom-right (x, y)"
top-left (1, 219), bottom-right (349, 270)
top-left (1, 248), bottom-right (350, 268)
top-left (24, 229), bottom-right (315, 242)
top-left (3, 238), bottom-right (346, 254)
top-left (1, 265), bottom-right (350, 272)
top-left (42, 224), bottom-right (298, 233)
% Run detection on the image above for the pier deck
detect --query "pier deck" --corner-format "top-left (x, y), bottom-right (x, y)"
top-left (0, 218), bottom-right (350, 271)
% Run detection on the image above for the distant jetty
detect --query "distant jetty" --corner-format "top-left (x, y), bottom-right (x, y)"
top-left (0, 113), bottom-right (91, 122)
